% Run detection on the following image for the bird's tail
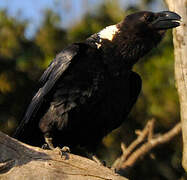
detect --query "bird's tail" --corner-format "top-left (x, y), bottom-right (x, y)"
top-left (13, 116), bottom-right (43, 147)
top-left (13, 90), bottom-right (45, 147)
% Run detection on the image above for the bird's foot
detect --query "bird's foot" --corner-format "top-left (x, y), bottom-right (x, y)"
top-left (61, 146), bottom-right (70, 153)
top-left (92, 155), bottom-right (106, 166)
top-left (44, 137), bottom-right (70, 158)
top-left (73, 146), bottom-right (106, 166)
top-left (52, 146), bottom-right (70, 160)
top-left (41, 143), bottom-right (49, 149)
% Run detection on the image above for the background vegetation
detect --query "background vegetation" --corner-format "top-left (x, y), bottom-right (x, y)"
top-left (0, 0), bottom-right (184, 179)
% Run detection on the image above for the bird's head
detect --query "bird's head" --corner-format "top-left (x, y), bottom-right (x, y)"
top-left (119, 11), bottom-right (181, 36)
top-left (97, 11), bottom-right (181, 48)
top-left (96, 11), bottom-right (181, 67)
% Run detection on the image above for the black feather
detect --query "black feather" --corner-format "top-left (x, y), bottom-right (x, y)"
top-left (14, 11), bottom-right (180, 152)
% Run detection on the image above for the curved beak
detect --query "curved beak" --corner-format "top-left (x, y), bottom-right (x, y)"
top-left (152, 11), bottom-right (181, 30)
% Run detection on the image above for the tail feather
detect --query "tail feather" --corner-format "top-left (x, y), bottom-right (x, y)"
top-left (13, 89), bottom-right (45, 146)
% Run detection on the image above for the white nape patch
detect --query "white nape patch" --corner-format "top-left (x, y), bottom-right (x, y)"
top-left (98, 25), bottom-right (119, 42)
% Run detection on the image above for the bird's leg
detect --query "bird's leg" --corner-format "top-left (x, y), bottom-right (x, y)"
top-left (92, 155), bottom-right (106, 166)
top-left (44, 135), bottom-right (70, 158)
top-left (44, 136), bottom-right (55, 150)
top-left (76, 146), bottom-right (106, 166)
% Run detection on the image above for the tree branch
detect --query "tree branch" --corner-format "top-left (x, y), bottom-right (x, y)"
top-left (113, 120), bottom-right (181, 174)
top-left (0, 131), bottom-right (127, 180)
top-left (0, 120), bottom-right (182, 179)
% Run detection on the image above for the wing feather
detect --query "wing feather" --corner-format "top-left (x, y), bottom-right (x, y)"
top-left (14, 43), bottom-right (86, 138)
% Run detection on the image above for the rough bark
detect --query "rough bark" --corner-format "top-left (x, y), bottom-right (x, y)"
top-left (0, 131), bottom-right (127, 180)
top-left (164, 0), bottom-right (187, 172)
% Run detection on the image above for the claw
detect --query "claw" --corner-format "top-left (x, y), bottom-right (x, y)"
top-left (53, 147), bottom-right (70, 159)
top-left (41, 143), bottom-right (49, 149)
top-left (44, 136), bottom-right (70, 158)
top-left (92, 155), bottom-right (106, 166)
top-left (61, 146), bottom-right (70, 153)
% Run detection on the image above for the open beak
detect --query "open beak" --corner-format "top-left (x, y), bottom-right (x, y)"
top-left (152, 11), bottom-right (181, 30)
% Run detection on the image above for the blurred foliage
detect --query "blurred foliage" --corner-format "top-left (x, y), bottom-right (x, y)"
top-left (0, 10), bottom-right (26, 59)
top-left (67, 0), bottom-right (124, 42)
top-left (35, 9), bottom-right (68, 67)
top-left (0, 0), bottom-right (184, 179)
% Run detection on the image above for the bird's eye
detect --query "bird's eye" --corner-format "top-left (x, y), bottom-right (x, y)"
top-left (144, 14), bottom-right (155, 22)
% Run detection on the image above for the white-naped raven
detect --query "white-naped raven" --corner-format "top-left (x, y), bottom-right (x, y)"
top-left (14, 11), bottom-right (181, 152)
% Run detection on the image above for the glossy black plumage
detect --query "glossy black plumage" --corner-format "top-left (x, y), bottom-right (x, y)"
top-left (14, 11), bottom-right (181, 151)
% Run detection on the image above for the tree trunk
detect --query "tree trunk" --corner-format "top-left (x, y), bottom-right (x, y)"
top-left (164, 0), bottom-right (187, 172)
top-left (0, 131), bottom-right (127, 180)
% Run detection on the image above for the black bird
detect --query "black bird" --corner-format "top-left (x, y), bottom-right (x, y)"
top-left (14, 11), bottom-right (181, 152)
